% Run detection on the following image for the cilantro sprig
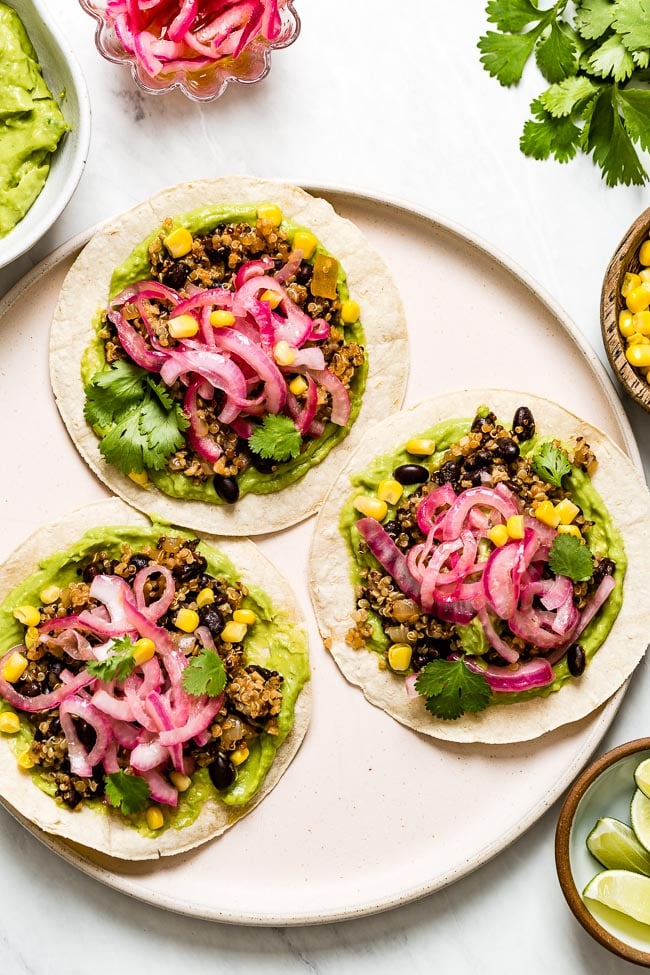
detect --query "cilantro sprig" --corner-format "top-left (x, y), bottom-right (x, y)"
top-left (414, 658), bottom-right (492, 720)
top-left (105, 770), bottom-right (150, 816)
top-left (86, 635), bottom-right (138, 682)
top-left (181, 649), bottom-right (227, 697)
top-left (548, 533), bottom-right (595, 580)
top-left (248, 414), bottom-right (302, 463)
top-left (532, 441), bottom-right (573, 487)
top-left (479, 0), bottom-right (650, 186)
top-left (84, 360), bottom-right (189, 475)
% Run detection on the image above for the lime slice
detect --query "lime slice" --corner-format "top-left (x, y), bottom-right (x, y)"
top-left (631, 789), bottom-right (650, 852)
top-left (587, 818), bottom-right (650, 875)
top-left (635, 758), bottom-right (650, 800)
top-left (583, 870), bottom-right (650, 925)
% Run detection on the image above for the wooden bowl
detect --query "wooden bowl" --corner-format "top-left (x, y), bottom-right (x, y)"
top-left (556, 738), bottom-right (650, 967)
top-left (601, 208), bottom-right (650, 413)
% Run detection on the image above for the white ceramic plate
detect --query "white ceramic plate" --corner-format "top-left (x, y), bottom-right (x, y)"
top-left (0, 186), bottom-right (640, 925)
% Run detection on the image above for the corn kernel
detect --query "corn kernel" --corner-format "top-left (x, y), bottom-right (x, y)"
top-left (506, 515), bottom-right (524, 539)
top-left (221, 621), bottom-right (248, 643)
top-left (168, 314), bottom-right (199, 339)
top-left (196, 588), bottom-right (215, 609)
top-left (388, 643), bottom-right (412, 672)
top-left (233, 609), bottom-right (257, 626)
top-left (164, 227), bottom-right (193, 258)
top-left (622, 272), bottom-right (642, 297)
top-left (169, 771), bottom-right (192, 792)
top-left (25, 627), bottom-right (40, 651)
top-left (18, 751), bottom-right (35, 769)
top-left (257, 203), bottom-right (282, 226)
top-left (555, 498), bottom-right (580, 524)
top-left (487, 524), bottom-right (509, 547)
top-left (641, 269), bottom-right (650, 283)
top-left (13, 605), bottom-right (40, 627)
top-left (626, 344), bottom-right (650, 368)
top-left (558, 524), bottom-right (583, 540)
top-left (634, 311), bottom-right (650, 336)
top-left (292, 230), bottom-right (318, 260)
top-left (175, 608), bottom-right (200, 633)
top-left (405, 438), bottom-right (436, 456)
top-left (0, 712), bottom-right (20, 734)
top-left (2, 651), bottom-right (28, 683)
top-left (627, 332), bottom-right (648, 345)
top-left (534, 500), bottom-right (561, 529)
top-left (619, 310), bottom-right (635, 337)
top-left (353, 496), bottom-right (388, 521)
top-left (341, 299), bottom-right (360, 324)
top-left (377, 478), bottom-right (403, 506)
top-left (210, 309), bottom-right (235, 328)
top-left (231, 745), bottom-right (250, 766)
top-left (261, 289), bottom-right (282, 309)
top-left (146, 806), bottom-right (164, 830)
top-left (129, 470), bottom-right (149, 487)
top-left (626, 283), bottom-right (650, 313)
top-left (39, 585), bottom-right (61, 605)
top-left (289, 375), bottom-right (308, 396)
top-left (640, 240), bottom-right (650, 266)
top-left (274, 340), bottom-right (296, 366)
top-left (132, 638), bottom-right (156, 665)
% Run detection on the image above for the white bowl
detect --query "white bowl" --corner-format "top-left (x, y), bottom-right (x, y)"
top-left (0, 0), bottom-right (91, 269)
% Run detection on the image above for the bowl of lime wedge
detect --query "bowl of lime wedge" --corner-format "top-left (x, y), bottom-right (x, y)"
top-left (556, 738), bottom-right (650, 967)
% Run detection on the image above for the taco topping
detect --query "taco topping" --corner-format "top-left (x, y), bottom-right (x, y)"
top-left (85, 212), bottom-right (366, 502)
top-left (0, 535), bottom-right (284, 815)
top-left (345, 405), bottom-right (620, 720)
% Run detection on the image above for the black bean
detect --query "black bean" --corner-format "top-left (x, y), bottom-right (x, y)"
top-left (75, 718), bottom-right (97, 751)
top-left (512, 406), bottom-right (535, 440)
top-left (82, 563), bottom-right (103, 584)
top-left (129, 553), bottom-right (150, 572)
top-left (567, 644), bottom-right (586, 677)
top-left (496, 437), bottom-right (520, 462)
top-left (198, 606), bottom-right (224, 637)
top-left (296, 261), bottom-right (313, 286)
top-left (383, 520), bottom-right (400, 539)
top-left (209, 753), bottom-right (237, 790)
top-left (213, 474), bottom-right (239, 504)
top-left (162, 262), bottom-right (189, 290)
top-left (592, 557), bottom-right (616, 586)
top-left (436, 460), bottom-right (461, 485)
top-left (174, 555), bottom-right (207, 583)
top-left (465, 450), bottom-right (493, 471)
top-left (471, 411), bottom-right (496, 432)
top-left (248, 450), bottom-right (277, 474)
top-left (249, 664), bottom-right (279, 680)
top-left (393, 463), bottom-right (429, 485)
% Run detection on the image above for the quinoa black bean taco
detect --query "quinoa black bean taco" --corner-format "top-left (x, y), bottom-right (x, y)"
top-left (50, 177), bottom-right (408, 535)
top-left (0, 499), bottom-right (310, 859)
top-left (310, 390), bottom-right (650, 744)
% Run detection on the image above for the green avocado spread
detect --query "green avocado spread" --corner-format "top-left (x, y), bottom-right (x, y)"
top-left (0, 524), bottom-right (310, 838)
top-left (0, 3), bottom-right (67, 238)
top-left (340, 417), bottom-right (626, 706)
top-left (81, 205), bottom-right (368, 503)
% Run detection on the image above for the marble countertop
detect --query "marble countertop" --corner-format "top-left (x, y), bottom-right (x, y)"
top-left (1, 2), bottom-right (650, 972)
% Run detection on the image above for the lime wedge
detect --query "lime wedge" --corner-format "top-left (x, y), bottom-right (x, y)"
top-left (587, 818), bottom-right (650, 875)
top-left (635, 758), bottom-right (650, 800)
top-left (631, 789), bottom-right (650, 852)
top-left (583, 870), bottom-right (650, 925)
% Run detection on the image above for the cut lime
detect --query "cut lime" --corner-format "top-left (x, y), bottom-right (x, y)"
top-left (583, 870), bottom-right (650, 926)
top-left (635, 758), bottom-right (650, 800)
top-left (630, 789), bottom-right (650, 852)
top-left (587, 818), bottom-right (650, 875)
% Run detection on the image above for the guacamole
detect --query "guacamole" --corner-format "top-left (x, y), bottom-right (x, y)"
top-left (0, 3), bottom-right (67, 238)
top-left (0, 523), bottom-right (310, 841)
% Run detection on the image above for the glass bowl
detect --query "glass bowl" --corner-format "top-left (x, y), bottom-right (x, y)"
top-left (79, 1), bottom-right (300, 102)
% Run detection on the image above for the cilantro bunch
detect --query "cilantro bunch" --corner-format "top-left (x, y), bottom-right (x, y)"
top-left (479, 0), bottom-right (650, 186)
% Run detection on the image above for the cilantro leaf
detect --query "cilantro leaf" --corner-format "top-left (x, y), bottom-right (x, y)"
top-left (98, 405), bottom-right (151, 474)
top-left (613, 0), bottom-right (650, 52)
top-left (618, 88), bottom-right (650, 152)
top-left (548, 533), bottom-right (595, 581)
top-left (633, 48), bottom-right (650, 68)
top-left (86, 635), bottom-right (137, 682)
top-left (146, 375), bottom-right (175, 410)
top-left (532, 441), bottom-right (573, 487)
top-left (582, 86), bottom-right (648, 185)
top-left (248, 414), bottom-right (302, 462)
top-left (536, 21), bottom-right (578, 83)
top-left (105, 770), bottom-right (151, 816)
top-left (138, 396), bottom-right (189, 471)
top-left (181, 649), bottom-right (227, 698)
top-left (486, 0), bottom-right (542, 32)
top-left (84, 360), bottom-right (147, 428)
top-left (520, 98), bottom-right (582, 162)
top-left (540, 76), bottom-right (599, 117)
top-left (587, 33), bottom-right (635, 81)
top-left (575, 0), bottom-right (616, 40)
top-left (415, 658), bottom-right (491, 721)
top-left (478, 27), bottom-right (541, 86)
